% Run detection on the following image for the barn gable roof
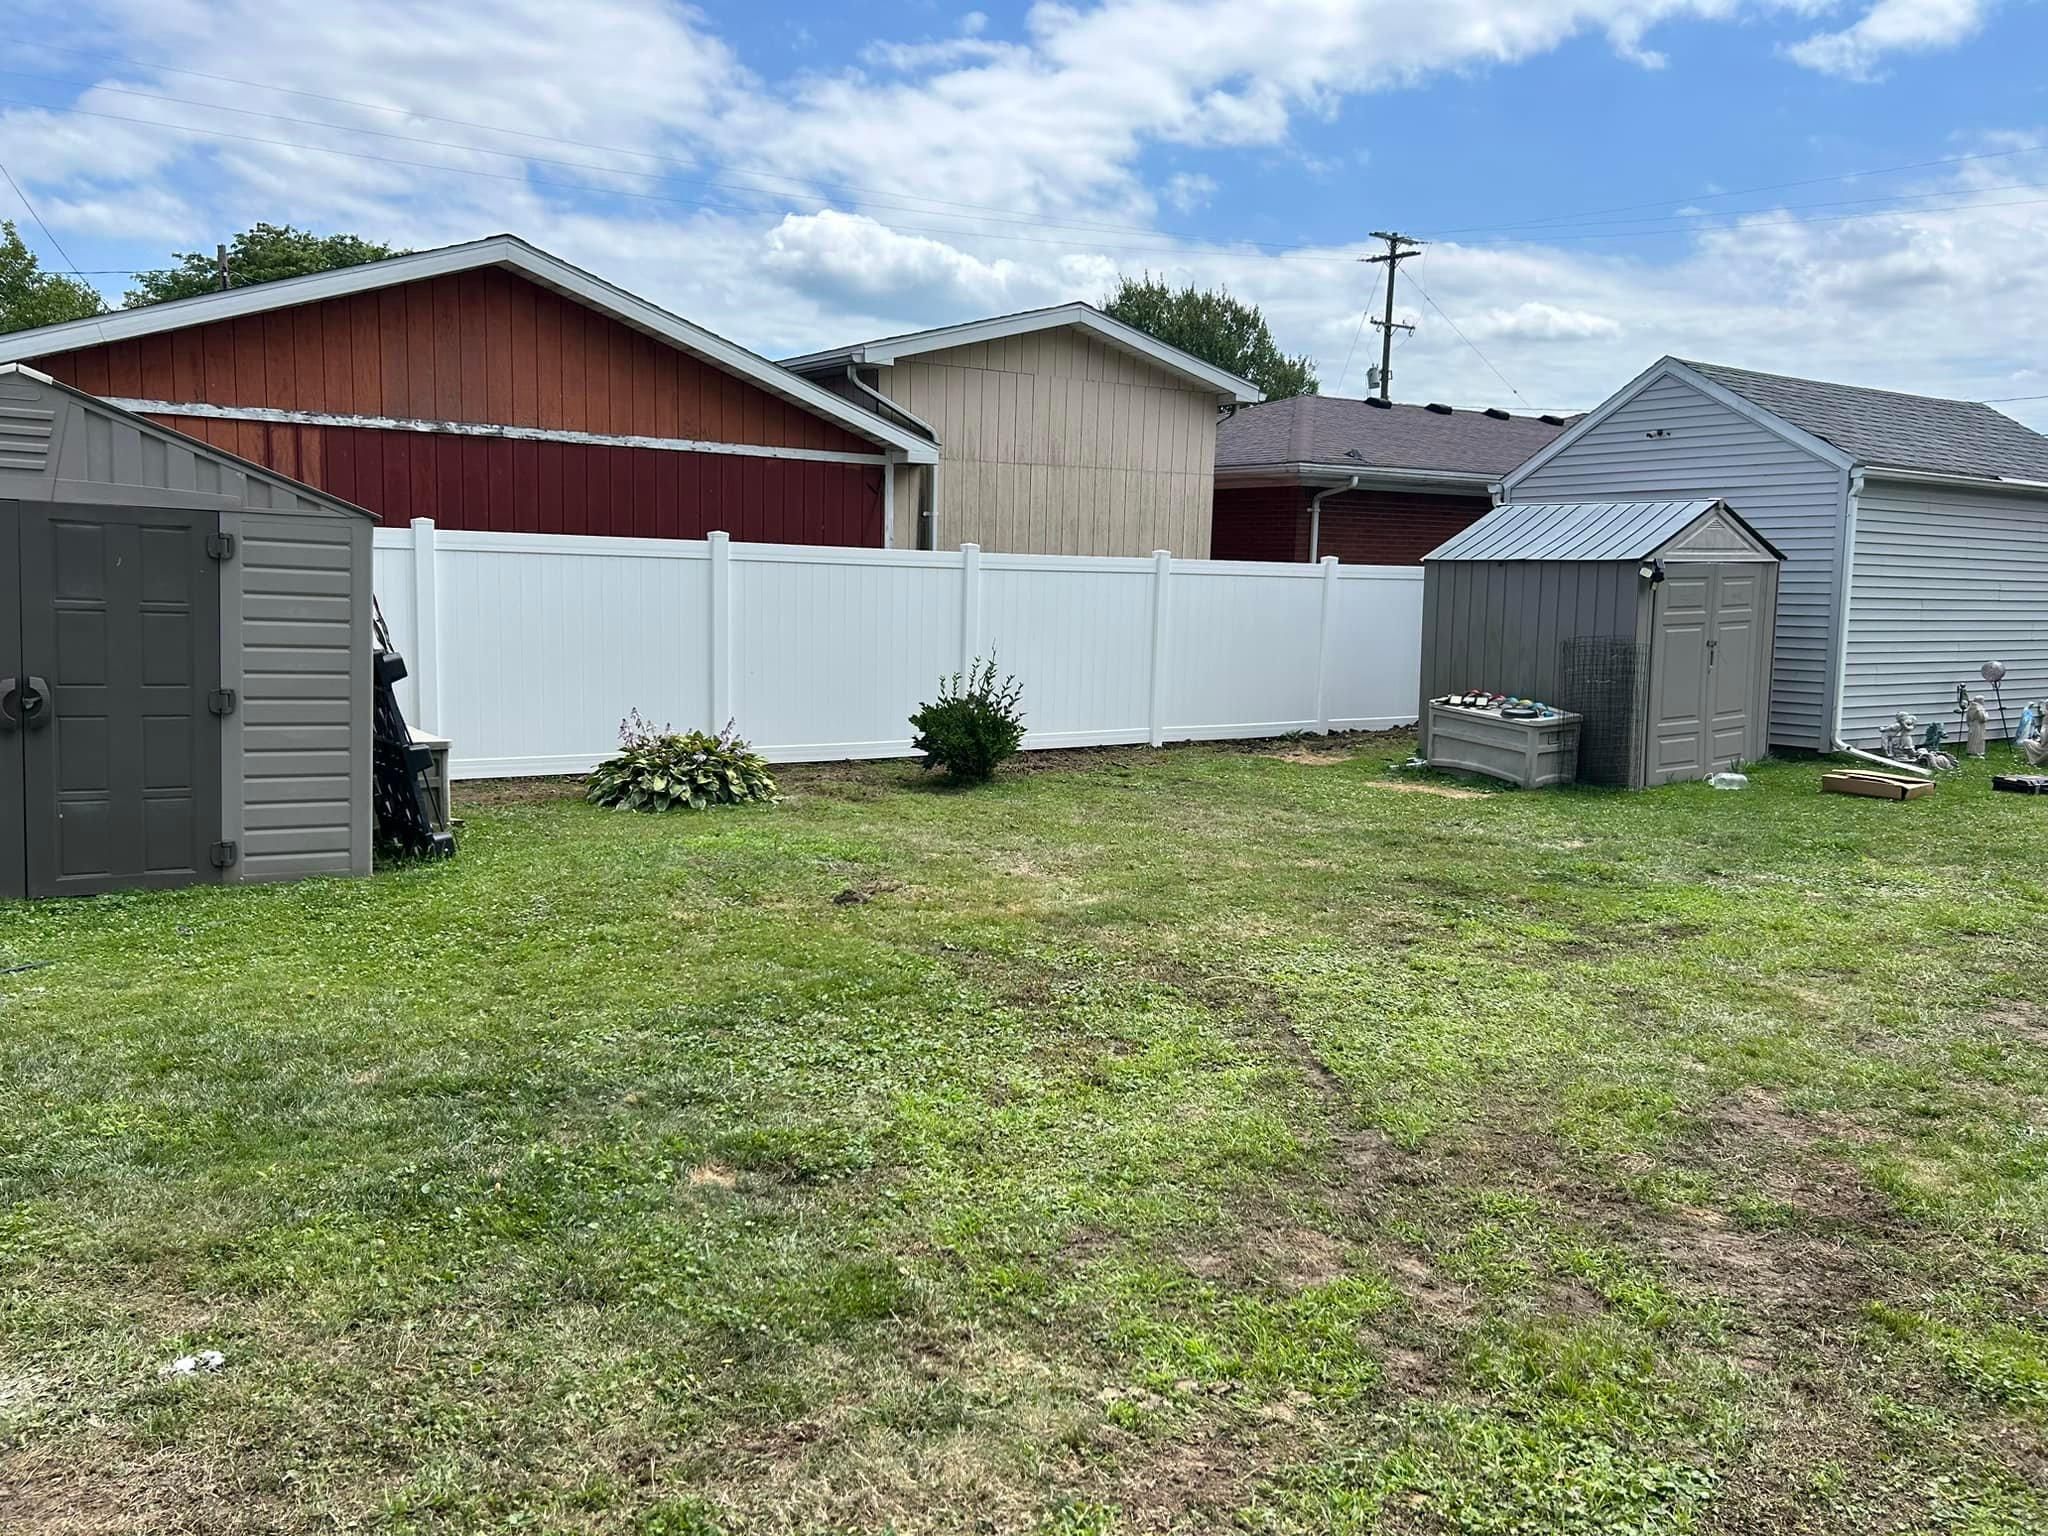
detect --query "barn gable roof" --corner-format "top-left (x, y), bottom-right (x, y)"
top-left (0, 235), bottom-right (937, 464)
top-left (781, 302), bottom-right (1262, 404)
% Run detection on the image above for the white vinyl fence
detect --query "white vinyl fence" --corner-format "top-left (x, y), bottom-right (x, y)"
top-left (373, 520), bottom-right (1424, 779)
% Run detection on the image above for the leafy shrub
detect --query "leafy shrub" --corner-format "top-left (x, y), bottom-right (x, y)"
top-left (586, 711), bottom-right (777, 812)
top-left (910, 657), bottom-right (1026, 784)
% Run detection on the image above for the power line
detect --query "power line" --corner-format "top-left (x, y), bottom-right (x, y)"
top-left (0, 93), bottom-right (1363, 266)
top-left (6, 79), bottom-right (2048, 266)
top-left (1404, 272), bottom-right (1529, 407)
top-left (0, 50), bottom-right (1295, 252)
top-left (16, 35), bottom-right (2048, 256)
top-left (1332, 303), bottom-right (1372, 396)
top-left (1422, 139), bottom-right (2048, 239)
top-left (8, 47), bottom-right (2048, 257)
top-left (0, 159), bottom-right (89, 280)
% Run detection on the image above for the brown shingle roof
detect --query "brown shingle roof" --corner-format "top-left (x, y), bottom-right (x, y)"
top-left (1216, 395), bottom-right (1567, 479)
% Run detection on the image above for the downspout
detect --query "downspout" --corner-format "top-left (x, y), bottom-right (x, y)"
top-left (1829, 464), bottom-right (1932, 776)
top-left (845, 364), bottom-right (940, 550)
top-left (843, 363), bottom-right (937, 440)
top-left (1308, 474), bottom-right (1360, 562)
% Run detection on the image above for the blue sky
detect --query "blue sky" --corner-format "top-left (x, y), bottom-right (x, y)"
top-left (5, 0), bottom-right (2048, 421)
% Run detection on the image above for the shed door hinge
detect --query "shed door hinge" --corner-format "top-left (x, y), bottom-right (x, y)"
top-left (210, 841), bottom-right (239, 870)
top-left (207, 688), bottom-right (237, 717)
top-left (205, 531), bottom-right (236, 561)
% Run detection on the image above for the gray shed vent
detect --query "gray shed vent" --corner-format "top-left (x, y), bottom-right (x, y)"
top-left (0, 394), bottom-right (53, 473)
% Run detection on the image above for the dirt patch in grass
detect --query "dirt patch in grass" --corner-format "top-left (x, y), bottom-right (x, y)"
top-left (1992, 1001), bottom-right (2048, 1047)
top-left (1357, 779), bottom-right (1488, 799)
top-left (1181, 1212), bottom-right (1350, 1291)
top-left (455, 774), bottom-right (587, 809)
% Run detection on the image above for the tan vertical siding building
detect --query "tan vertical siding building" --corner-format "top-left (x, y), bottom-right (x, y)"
top-left (784, 304), bottom-right (1259, 557)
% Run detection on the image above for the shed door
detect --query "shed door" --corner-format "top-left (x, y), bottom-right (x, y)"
top-left (17, 503), bottom-right (223, 897)
top-left (0, 503), bottom-right (23, 901)
top-left (1649, 566), bottom-right (1759, 786)
top-left (1705, 569), bottom-right (1761, 768)
top-left (1648, 569), bottom-right (1712, 784)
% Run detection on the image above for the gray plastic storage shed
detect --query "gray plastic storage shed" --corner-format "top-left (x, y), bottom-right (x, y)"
top-left (1, 365), bottom-right (374, 898)
top-left (1419, 499), bottom-right (1783, 787)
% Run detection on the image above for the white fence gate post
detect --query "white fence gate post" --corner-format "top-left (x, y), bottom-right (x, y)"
top-left (708, 530), bottom-right (732, 729)
top-left (1315, 554), bottom-right (1339, 735)
top-left (959, 542), bottom-right (982, 676)
top-left (1147, 548), bottom-right (1172, 747)
top-left (408, 516), bottom-right (440, 732)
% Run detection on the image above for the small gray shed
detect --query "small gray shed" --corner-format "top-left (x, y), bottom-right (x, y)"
top-left (1419, 499), bottom-right (1784, 787)
top-left (1, 364), bottom-right (374, 898)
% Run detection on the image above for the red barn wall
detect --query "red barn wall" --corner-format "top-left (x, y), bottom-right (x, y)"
top-left (1212, 484), bottom-right (1490, 565)
top-left (28, 268), bottom-right (868, 453)
top-left (22, 265), bottom-right (890, 544)
top-left (153, 415), bottom-right (882, 542)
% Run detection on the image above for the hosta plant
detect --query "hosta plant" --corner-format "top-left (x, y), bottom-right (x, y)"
top-left (586, 712), bottom-right (778, 812)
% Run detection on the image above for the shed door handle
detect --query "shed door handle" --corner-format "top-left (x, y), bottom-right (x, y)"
top-left (19, 676), bottom-right (50, 730)
top-left (0, 677), bottom-right (16, 731)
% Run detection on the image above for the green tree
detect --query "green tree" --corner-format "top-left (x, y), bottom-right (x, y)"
top-left (1101, 274), bottom-right (1317, 399)
top-left (0, 220), bottom-right (106, 334)
top-left (125, 223), bottom-right (407, 307)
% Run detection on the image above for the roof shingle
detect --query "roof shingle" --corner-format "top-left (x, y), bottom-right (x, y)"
top-left (1680, 359), bottom-right (2048, 481)
top-left (1215, 395), bottom-right (1566, 479)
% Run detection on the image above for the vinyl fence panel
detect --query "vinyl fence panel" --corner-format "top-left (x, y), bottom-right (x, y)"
top-left (374, 524), bottom-right (1424, 779)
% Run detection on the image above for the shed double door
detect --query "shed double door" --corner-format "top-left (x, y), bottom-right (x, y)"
top-left (1647, 565), bottom-right (1763, 786)
top-left (0, 500), bottom-right (223, 900)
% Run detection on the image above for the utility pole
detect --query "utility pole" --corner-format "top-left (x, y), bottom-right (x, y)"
top-left (1362, 231), bottom-right (1422, 402)
top-left (216, 243), bottom-right (231, 291)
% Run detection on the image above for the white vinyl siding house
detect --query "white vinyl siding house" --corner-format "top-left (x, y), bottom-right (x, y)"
top-left (1841, 476), bottom-right (2048, 742)
top-left (1505, 357), bottom-right (2048, 754)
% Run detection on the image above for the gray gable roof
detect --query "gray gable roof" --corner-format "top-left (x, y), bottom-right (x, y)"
top-left (1428, 499), bottom-right (1782, 563)
top-left (1216, 395), bottom-right (1566, 479)
top-left (1680, 359), bottom-right (2048, 481)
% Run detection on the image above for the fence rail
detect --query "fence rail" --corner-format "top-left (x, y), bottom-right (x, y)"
top-left (373, 521), bottom-right (1423, 780)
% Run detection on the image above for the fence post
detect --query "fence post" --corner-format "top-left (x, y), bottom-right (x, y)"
top-left (959, 542), bottom-right (982, 675)
top-left (708, 530), bottom-right (732, 729)
top-left (408, 516), bottom-right (440, 732)
top-left (1147, 548), bottom-right (1172, 747)
top-left (1315, 554), bottom-right (1339, 734)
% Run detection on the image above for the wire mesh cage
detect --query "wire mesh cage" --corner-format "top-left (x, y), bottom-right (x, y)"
top-left (1558, 636), bottom-right (1647, 787)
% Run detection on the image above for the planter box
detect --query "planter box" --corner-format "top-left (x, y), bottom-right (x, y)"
top-left (1427, 702), bottom-right (1582, 788)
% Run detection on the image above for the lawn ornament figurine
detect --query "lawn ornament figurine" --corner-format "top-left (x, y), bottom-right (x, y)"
top-left (1959, 689), bottom-right (1990, 758)
top-left (2019, 700), bottom-right (2048, 768)
top-left (1879, 711), bottom-right (1957, 771)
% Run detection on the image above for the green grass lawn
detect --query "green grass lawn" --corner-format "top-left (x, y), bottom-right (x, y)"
top-left (4, 737), bottom-right (2047, 1534)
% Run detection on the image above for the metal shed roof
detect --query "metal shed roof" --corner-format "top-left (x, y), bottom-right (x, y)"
top-left (1426, 499), bottom-right (1782, 563)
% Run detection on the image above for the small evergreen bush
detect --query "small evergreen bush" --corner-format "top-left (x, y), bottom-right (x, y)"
top-left (910, 657), bottom-right (1026, 784)
top-left (586, 711), bottom-right (778, 811)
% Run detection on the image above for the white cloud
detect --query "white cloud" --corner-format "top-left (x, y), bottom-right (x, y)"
top-left (3, 0), bottom-right (2045, 431)
top-left (1468, 301), bottom-right (1625, 341)
top-left (1163, 173), bottom-right (1217, 213)
top-left (759, 210), bottom-right (1049, 315)
top-left (1786, 0), bottom-right (1988, 80)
